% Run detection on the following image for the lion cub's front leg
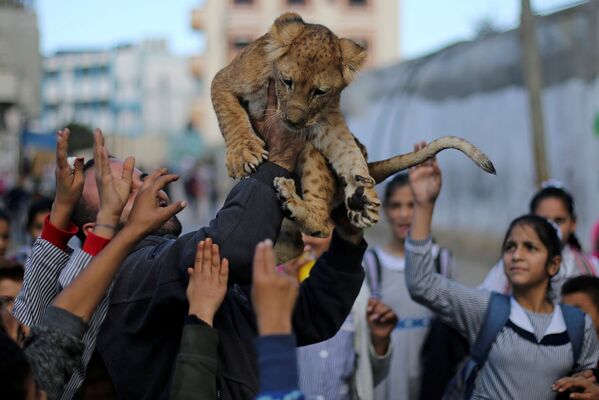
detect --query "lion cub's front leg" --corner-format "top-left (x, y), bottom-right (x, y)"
top-left (274, 145), bottom-right (334, 237)
top-left (313, 119), bottom-right (380, 228)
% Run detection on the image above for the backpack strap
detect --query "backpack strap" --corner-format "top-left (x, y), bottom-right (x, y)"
top-left (364, 249), bottom-right (383, 299)
top-left (464, 292), bottom-right (511, 399)
top-left (560, 303), bottom-right (586, 367)
top-left (434, 247), bottom-right (454, 278)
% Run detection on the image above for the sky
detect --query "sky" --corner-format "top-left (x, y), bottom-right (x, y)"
top-left (37, 0), bottom-right (582, 60)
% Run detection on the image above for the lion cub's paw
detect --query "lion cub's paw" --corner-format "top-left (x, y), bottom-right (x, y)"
top-left (345, 184), bottom-right (380, 229)
top-left (273, 177), bottom-right (298, 217)
top-left (225, 135), bottom-right (268, 179)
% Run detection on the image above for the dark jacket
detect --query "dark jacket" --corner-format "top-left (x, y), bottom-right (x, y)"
top-left (170, 316), bottom-right (219, 400)
top-left (96, 162), bottom-right (366, 399)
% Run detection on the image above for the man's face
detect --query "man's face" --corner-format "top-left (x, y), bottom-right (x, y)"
top-left (81, 159), bottom-right (181, 236)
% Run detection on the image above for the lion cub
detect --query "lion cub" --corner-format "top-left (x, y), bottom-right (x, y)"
top-left (212, 12), bottom-right (379, 232)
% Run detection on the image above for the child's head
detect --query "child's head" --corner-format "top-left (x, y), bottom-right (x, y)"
top-left (502, 215), bottom-right (562, 293)
top-left (0, 331), bottom-right (39, 399)
top-left (26, 198), bottom-right (52, 241)
top-left (529, 185), bottom-right (579, 249)
top-left (383, 173), bottom-right (413, 241)
top-left (0, 260), bottom-right (24, 313)
top-left (561, 276), bottom-right (599, 337)
top-left (0, 209), bottom-right (10, 259)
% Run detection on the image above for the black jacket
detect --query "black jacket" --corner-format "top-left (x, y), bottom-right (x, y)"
top-left (96, 162), bottom-right (366, 399)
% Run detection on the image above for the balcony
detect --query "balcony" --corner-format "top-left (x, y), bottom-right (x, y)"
top-left (191, 8), bottom-right (204, 31)
top-left (189, 56), bottom-right (204, 78)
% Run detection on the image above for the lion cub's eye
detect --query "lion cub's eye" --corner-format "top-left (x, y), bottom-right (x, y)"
top-left (281, 77), bottom-right (293, 88)
top-left (313, 88), bottom-right (327, 97)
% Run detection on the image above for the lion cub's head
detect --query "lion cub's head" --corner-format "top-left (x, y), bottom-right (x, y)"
top-left (267, 13), bottom-right (366, 131)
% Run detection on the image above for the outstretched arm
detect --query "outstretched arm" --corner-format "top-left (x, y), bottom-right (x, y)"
top-left (405, 142), bottom-right (490, 343)
top-left (12, 128), bottom-right (82, 326)
top-left (170, 239), bottom-right (228, 400)
top-left (252, 240), bottom-right (304, 400)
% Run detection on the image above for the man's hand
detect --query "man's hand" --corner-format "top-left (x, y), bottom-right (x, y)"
top-left (408, 141), bottom-right (442, 208)
top-left (251, 80), bottom-right (305, 172)
top-left (331, 204), bottom-right (363, 245)
top-left (186, 238), bottom-right (229, 327)
top-left (252, 239), bottom-right (299, 335)
top-left (93, 129), bottom-right (135, 238)
top-left (50, 128), bottom-right (85, 229)
top-left (553, 375), bottom-right (599, 399)
top-left (367, 298), bottom-right (398, 356)
top-left (122, 168), bottom-right (186, 238)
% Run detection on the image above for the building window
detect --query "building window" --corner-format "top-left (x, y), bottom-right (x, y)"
top-left (348, 0), bottom-right (367, 6)
top-left (287, 0), bottom-right (305, 5)
top-left (233, 0), bottom-right (253, 4)
top-left (232, 36), bottom-right (252, 51)
top-left (352, 38), bottom-right (369, 49)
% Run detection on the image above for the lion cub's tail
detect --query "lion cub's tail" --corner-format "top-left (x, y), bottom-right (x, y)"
top-left (367, 136), bottom-right (496, 184)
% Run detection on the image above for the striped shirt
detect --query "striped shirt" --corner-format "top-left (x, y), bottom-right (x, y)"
top-left (405, 236), bottom-right (599, 400)
top-left (13, 238), bottom-right (73, 326)
top-left (13, 225), bottom-right (111, 400)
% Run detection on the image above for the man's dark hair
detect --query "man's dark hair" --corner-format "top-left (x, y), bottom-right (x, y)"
top-left (561, 276), bottom-right (599, 312)
top-left (0, 260), bottom-right (24, 282)
top-left (0, 331), bottom-right (32, 399)
top-left (27, 197), bottom-right (53, 230)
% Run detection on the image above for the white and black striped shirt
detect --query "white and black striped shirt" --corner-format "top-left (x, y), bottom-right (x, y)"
top-left (405, 237), bottom-right (599, 400)
top-left (13, 241), bottom-right (110, 400)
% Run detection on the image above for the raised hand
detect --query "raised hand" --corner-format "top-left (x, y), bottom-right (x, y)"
top-left (123, 168), bottom-right (186, 238)
top-left (408, 141), bottom-right (442, 207)
top-left (50, 128), bottom-right (85, 229)
top-left (252, 239), bottom-right (299, 335)
top-left (93, 129), bottom-right (135, 237)
top-left (186, 238), bottom-right (229, 327)
top-left (366, 298), bottom-right (398, 355)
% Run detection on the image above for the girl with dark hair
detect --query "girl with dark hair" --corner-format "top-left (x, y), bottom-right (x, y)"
top-left (481, 183), bottom-right (598, 297)
top-left (363, 172), bottom-right (454, 400)
top-left (404, 148), bottom-right (599, 399)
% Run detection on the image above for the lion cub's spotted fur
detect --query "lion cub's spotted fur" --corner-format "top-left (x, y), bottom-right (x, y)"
top-left (212, 13), bottom-right (497, 262)
top-left (212, 12), bottom-right (379, 236)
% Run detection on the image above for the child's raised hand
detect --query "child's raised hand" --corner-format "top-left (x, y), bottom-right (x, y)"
top-left (251, 240), bottom-right (299, 335)
top-left (408, 141), bottom-right (442, 207)
top-left (50, 128), bottom-right (85, 229)
top-left (186, 238), bottom-right (229, 326)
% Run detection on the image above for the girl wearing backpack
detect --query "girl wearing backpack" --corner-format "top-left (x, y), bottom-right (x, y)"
top-left (481, 183), bottom-right (598, 297)
top-left (404, 144), bottom-right (599, 399)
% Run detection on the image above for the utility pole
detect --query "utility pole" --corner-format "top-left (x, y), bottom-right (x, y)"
top-left (520, 0), bottom-right (550, 186)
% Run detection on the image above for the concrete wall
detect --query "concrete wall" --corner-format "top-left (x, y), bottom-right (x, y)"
top-left (342, 1), bottom-right (599, 250)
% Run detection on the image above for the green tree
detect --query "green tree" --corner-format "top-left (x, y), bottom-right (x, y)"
top-left (63, 122), bottom-right (94, 152)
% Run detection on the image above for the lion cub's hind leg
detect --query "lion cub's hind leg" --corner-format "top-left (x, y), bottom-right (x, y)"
top-left (273, 145), bottom-right (335, 238)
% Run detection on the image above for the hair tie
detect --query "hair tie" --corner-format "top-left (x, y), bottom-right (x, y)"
top-left (541, 179), bottom-right (564, 189)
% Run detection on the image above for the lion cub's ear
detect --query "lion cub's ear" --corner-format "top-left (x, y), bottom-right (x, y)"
top-left (270, 12), bottom-right (305, 48)
top-left (339, 38), bottom-right (367, 84)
